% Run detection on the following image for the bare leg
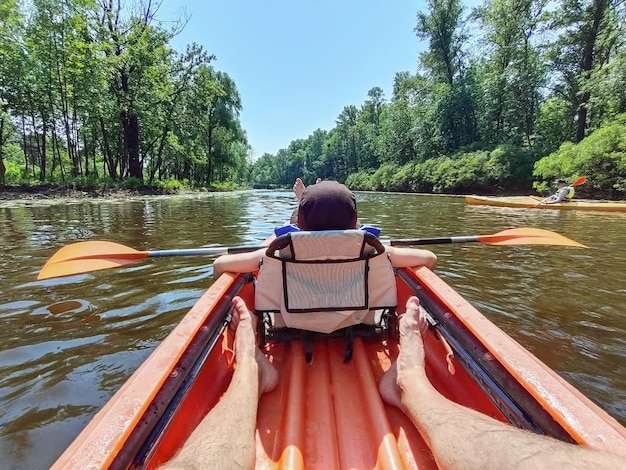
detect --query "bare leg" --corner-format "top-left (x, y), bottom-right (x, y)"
top-left (380, 297), bottom-right (626, 470)
top-left (163, 297), bottom-right (278, 470)
top-left (293, 178), bottom-right (305, 201)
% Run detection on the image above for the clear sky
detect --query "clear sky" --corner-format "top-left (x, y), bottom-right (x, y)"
top-left (157, 1), bottom-right (427, 159)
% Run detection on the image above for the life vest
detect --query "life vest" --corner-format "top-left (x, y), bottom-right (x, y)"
top-left (255, 230), bottom-right (397, 334)
top-left (565, 186), bottom-right (575, 200)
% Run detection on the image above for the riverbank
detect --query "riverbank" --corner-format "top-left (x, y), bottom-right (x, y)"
top-left (0, 184), bottom-right (214, 201)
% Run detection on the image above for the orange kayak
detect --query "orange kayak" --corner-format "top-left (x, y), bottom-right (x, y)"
top-left (52, 266), bottom-right (626, 469)
top-left (465, 195), bottom-right (626, 212)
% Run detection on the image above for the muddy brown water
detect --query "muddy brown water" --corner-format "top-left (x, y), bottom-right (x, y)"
top-left (0, 190), bottom-right (624, 469)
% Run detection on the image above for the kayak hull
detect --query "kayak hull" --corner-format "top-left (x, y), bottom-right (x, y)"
top-left (466, 195), bottom-right (626, 212)
top-left (52, 267), bottom-right (626, 469)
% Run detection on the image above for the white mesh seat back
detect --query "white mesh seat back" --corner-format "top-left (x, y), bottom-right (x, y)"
top-left (287, 230), bottom-right (367, 259)
top-left (284, 260), bottom-right (367, 311)
top-left (255, 230), bottom-right (397, 334)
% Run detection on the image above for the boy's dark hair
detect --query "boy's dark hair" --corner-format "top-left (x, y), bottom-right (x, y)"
top-left (298, 181), bottom-right (358, 231)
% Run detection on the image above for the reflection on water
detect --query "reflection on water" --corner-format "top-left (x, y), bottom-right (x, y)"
top-left (0, 190), bottom-right (625, 468)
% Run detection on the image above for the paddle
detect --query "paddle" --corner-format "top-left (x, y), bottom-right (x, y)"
top-left (37, 228), bottom-right (588, 280)
top-left (529, 176), bottom-right (586, 208)
top-left (37, 242), bottom-right (264, 280)
top-left (388, 228), bottom-right (587, 247)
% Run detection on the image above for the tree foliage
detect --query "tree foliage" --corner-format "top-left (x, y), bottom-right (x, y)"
top-left (250, 0), bottom-right (625, 199)
top-left (1, 1), bottom-right (624, 198)
top-left (533, 114), bottom-right (626, 198)
top-left (0, 0), bottom-right (248, 187)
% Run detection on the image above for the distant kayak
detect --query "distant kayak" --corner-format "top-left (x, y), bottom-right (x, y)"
top-left (466, 195), bottom-right (626, 212)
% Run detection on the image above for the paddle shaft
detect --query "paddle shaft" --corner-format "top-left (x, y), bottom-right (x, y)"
top-left (149, 237), bottom-right (477, 256)
top-left (147, 237), bottom-right (478, 257)
top-left (146, 245), bottom-right (264, 257)
top-left (390, 236), bottom-right (477, 246)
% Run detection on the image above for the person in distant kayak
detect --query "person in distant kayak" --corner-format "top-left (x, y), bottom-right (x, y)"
top-left (545, 178), bottom-right (575, 204)
top-left (213, 180), bottom-right (438, 279)
top-left (163, 295), bottom-right (626, 470)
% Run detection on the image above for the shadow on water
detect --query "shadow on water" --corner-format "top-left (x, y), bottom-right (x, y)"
top-left (0, 190), bottom-right (624, 468)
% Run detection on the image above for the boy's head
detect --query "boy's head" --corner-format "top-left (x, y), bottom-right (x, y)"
top-left (298, 181), bottom-right (358, 231)
top-left (555, 178), bottom-right (568, 188)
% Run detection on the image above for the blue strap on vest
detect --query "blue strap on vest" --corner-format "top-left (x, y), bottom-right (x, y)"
top-left (274, 224), bottom-right (381, 238)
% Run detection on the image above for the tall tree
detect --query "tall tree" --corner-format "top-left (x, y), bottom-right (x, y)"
top-left (180, 65), bottom-right (245, 185)
top-left (0, 0), bottom-right (23, 183)
top-left (97, 0), bottom-right (175, 179)
top-left (335, 105), bottom-right (360, 173)
top-left (415, 0), bottom-right (477, 154)
top-left (547, 0), bottom-right (623, 142)
top-left (415, 0), bottom-right (466, 85)
top-left (474, 0), bottom-right (547, 145)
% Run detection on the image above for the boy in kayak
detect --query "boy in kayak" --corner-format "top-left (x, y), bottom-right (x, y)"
top-left (213, 180), bottom-right (438, 278)
top-left (545, 178), bottom-right (575, 204)
top-left (164, 296), bottom-right (626, 470)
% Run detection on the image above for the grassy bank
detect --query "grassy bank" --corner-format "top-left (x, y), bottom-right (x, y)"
top-left (0, 181), bottom-right (242, 201)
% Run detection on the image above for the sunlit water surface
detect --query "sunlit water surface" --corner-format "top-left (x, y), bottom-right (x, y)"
top-left (0, 190), bottom-right (624, 469)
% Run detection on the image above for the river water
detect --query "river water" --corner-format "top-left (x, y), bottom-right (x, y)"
top-left (0, 190), bottom-right (625, 469)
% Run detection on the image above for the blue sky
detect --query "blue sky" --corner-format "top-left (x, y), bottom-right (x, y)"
top-left (157, 1), bottom-right (428, 158)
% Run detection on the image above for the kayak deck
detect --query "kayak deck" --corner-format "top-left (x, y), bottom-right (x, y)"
top-left (465, 195), bottom-right (626, 212)
top-left (144, 276), bottom-right (503, 469)
top-left (52, 268), bottom-right (626, 469)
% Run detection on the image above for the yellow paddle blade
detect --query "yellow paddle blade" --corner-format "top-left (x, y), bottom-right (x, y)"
top-left (38, 241), bottom-right (149, 280)
top-left (476, 228), bottom-right (588, 248)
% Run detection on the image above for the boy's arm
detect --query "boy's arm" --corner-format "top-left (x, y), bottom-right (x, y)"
top-left (386, 246), bottom-right (437, 270)
top-left (212, 248), bottom-right (266, 280)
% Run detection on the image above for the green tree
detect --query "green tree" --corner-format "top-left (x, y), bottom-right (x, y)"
top-left (415, 0), bottom-right (477, 154)
top-left (416, 0), bottom-right (466, 85)
top-left (547, 0), bottom-right (624, 142)
top-left (180, 65), bottom-right (245, 185)
top-left (0, 0), bottom-right (23, 183)
top-left (473, 0), bottom-right (547, 146)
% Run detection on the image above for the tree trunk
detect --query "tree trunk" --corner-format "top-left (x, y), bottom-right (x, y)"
top-left (0, 117), bottom-right (6, 183)
top-left (123, 110), bottom-right (142, 178)
top-left (84, 133), bottom-right (90, 176)
top-left (51, 125), bottom-right (66, 181)
top-left (575, 98), bottom-right (589, 143)
top-left (149, 126), bottom-right (169, 183)
top-left (575, 0), bottom-right (608, 142)
top-left (99, 117), bottom-right (117, 179)
top-left (21, 116), bottom-right (29, 175)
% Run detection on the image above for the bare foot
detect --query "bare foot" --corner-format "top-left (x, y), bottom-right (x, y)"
top-left (315, 177), bottom-right (322, 184)
top-left (379, 362), bottom-right (403, 409)
top-left (231, 297), bottom-right (278, 394)
top-left (379, 296), bottom-right (428, 409)
top-left (293, 178), bottom-right (305, 201)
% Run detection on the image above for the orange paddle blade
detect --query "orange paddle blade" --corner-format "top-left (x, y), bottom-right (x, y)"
top-left (38, 241), bottom-right (149, 280)
top-left (476, 228), bottom-right (588, 248)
